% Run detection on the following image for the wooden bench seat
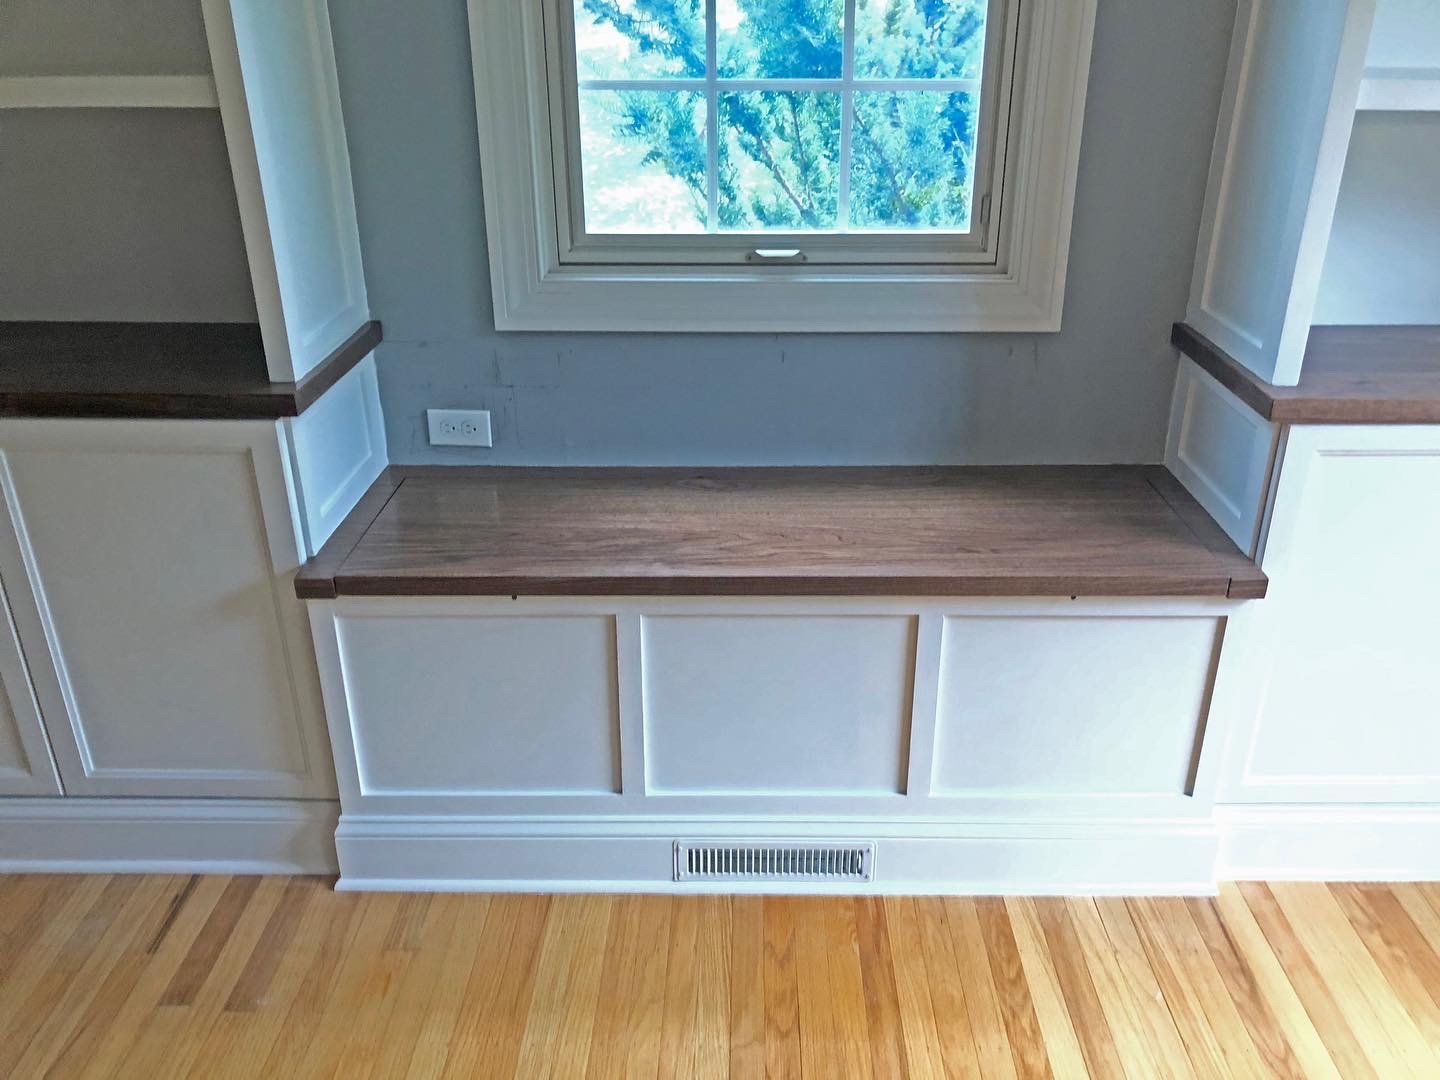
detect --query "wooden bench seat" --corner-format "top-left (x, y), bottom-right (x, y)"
top-left (295, 465), bottom-right (1266, 600)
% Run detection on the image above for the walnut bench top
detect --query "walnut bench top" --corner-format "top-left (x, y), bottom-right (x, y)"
top-left (294, 465), bottom-right (1266, 601)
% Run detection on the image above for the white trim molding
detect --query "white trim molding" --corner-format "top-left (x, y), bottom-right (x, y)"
top-left (0, 798), bottom-right (339, 875)
top-left (0, 76), bottom-right (219, 110)
top-left (467, 0), bottom-right (1097, 332)
top-left (1217, 805), bottom-right (1440, 881)
top-left (1164, 357), bottom-right (1280, 556)
top-left (1357, 66), bottom-right (1440, 111)
top-left (1186, 0), bottom-right (1376, 386)
top-left (334, 816), bottom-right (1220, 896)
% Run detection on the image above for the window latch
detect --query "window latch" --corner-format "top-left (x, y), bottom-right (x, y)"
top-left (745, 249), bottom-right (807, 265)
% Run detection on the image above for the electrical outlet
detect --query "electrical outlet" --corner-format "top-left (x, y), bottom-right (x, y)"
top-left (426, 408), bottom-right (492, 447)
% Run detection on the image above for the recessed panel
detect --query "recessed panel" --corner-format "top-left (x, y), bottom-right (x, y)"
top-left (5, 446), bottom-right (309, 782)
top-left (0, 676), bottom-right (30, 782)
top-left (642, 615), bottom-right (915, 795)
top-left (1248, 450), bottom-right (1440, 785)
top-left (933, 617), bottom-right (1220, 795)
top-left (339, 615), bottom-right (620, 795)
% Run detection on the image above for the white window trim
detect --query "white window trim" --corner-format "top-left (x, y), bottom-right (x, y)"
top-left (468, 0), bottom-right (1096, 333)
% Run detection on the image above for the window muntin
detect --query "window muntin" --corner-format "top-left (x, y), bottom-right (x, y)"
top-left (548, 0), bottom-right (1019, 265)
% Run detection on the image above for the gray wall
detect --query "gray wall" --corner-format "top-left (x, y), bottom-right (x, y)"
top-left (329, 0), bottom-right (1234, 466)
top-left (1315, 111), bottom-right (1440, 327)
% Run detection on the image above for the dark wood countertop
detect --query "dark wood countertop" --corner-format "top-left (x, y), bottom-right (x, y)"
top-left (0, 320), bottom-right (382, 420)
top-left (1173, 322), bottom-right (1440, 424)
top-left (296, 465), bottom-right (1267, 601)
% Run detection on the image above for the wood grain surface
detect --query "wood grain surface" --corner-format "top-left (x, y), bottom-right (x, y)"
top-left (0, 321), bottom-right (381, 420)
top-left (2, 877), bottom-right (1438, 1078)
top-left (1173, 322), bottom-right (1440, 424)
top-left (296, 465), bottom-right (1267, 600)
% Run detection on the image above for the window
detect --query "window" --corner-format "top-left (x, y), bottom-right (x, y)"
top-left (469, 0), bottom-right (1096, 331)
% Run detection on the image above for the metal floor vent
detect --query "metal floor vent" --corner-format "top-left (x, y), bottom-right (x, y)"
top-left (674, 841), bottom-right (875, 882)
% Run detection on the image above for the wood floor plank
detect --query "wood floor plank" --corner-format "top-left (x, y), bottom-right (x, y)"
top-left (1033, 898), bottom-right (1127, 1080)
top-left (4, 879), bottom-right (1440, 1079)
top-left (1330, 882), bottom-right (1440, 1055)
top-left (854, 896), bottom-right (912, 1079)
top-left (729, 896), bottom-right (766, 1079)
top-left (1125, 896), bottom-right (1264, 1080)
top-left (822, 894), bottom-right (874, 1080)
top-left (1086, 898), bottom-right (1195, 1080)
top-left (1236, 882), bottom-right (1379, 1080)
top-left (884, 896), bottom-right (948, 1078)
top-left (1209, 886), bottom-right (1342, 1080)
top-left (5, 876), bottom-right (177, 1079)
top-left (586, 895), bottom-right (672, 1080)
top-left (113, 875), bottom-right (287, 1080)
top-left (974, 898), bottom-right (1052, 1080)
top-left (941, 897), bottom-right (1019, 1080)
top-left (399, 895), bottom-right (490, 1079)
top-left (197, 881), bottom-right (357, 1080)
top-left (65, 875), bottom-right (232, 1080)
top-left (763, 897), bottom-right (804, 1080)
top-left (794, 897), bottom-right (845, 1080)
top-left (1186, 897), bottom-right (1310, 1079)
top-left (1268, 881), bottom-right (1435, 1077)
top-left (438, 894), bottom-right (550, 1079)
top-left (514, 894), bottom-right (615, 1079)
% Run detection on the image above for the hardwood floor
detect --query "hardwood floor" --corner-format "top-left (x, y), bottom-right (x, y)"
top-left (2, 878), bottom-right (1439, 1078)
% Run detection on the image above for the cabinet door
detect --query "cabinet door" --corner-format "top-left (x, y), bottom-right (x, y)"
top-left (0, 420), bottom-right (335, 798)
top-left (1220, 424), bottom-right (1440, 802)
top-left (0, 574), bottom-right (61, 796)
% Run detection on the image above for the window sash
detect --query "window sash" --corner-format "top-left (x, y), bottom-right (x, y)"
top-left (544, 0), bottom-right (1021, 267)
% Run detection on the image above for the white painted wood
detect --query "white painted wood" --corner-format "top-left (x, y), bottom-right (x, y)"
top-left (641, 614), bottom-right (915, 795)
top-left (282, 354), bottom-right (387, 557)
top-left (0, 798), bottom-right (338, 874)
top-left (1367, 0), bottom-right (1440, 71)
top-left (0, 420), bottom-right (334, 799)
top-left (335, 611), bottom-right (621, 802)
top-left (311, 596), bottom-right (1240, 832)
top-left (0, 573), bottom-right (61, 796)
top-left (933, 615), bottom-right (1222, 796)
top-left (1165, 357), bottom-right (1280, 555)
top-left (1357, 69), bottom-right (1440, 110)
top-left (203, 0), bottom-right (369, 381)
top-left (1218, 425), bottom-right (1440, 804)
top-left (468, 0), bottom-right (1096, 332)
top-left (332, 818), bottom-right (1219, 895)
top-left (0, 75), bottom-right (217, 109)
top-left (1188, 0), bottom-right (1376, 386)
top-left (1217, 805), bottom-right (1440, 881)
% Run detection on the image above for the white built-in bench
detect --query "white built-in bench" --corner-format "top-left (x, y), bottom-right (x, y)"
top-left (296, 466), bottom-right (1266, 893)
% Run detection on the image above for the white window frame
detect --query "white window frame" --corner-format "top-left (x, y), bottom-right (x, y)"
top-left (468, 0), bottom-right (1096, 332)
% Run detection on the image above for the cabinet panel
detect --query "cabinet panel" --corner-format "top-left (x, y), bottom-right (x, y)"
top-left (0, 576), bottom-right (61, 796)
top-left (641, 615), bottom-right (915, 795)
top-left (933, 616), bottom-right (1221, 796)
top-left (0, 420), bottom-right (334, 798)
top-left (336, 613), bottom-right (620, 798)
top-left (1222, 425), bottom-right (1440, 802)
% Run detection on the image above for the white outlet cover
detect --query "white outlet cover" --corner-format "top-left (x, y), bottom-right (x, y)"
top-left (427, 408), bottom-right (492, 447)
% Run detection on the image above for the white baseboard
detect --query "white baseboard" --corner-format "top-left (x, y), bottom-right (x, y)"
top-left (1217, 805), bottom-right (1440, 881)
top-left (0, 798), bottom-right (339, 875)
top-left (334, 817), bottom-right (1220, 895)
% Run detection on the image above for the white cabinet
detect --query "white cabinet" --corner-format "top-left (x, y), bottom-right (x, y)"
top-left (0, 419), bottom-right (335, 799)
top-left (1219, 425), bottom-right (1440, 803)
top-left (0, 575), bottom-right (61, 796)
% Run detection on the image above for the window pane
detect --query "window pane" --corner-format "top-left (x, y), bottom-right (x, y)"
top-left (572, 0), bottom-right (706, 80)
top-left (850, 91), bottom-right (977, 229)
top-left (717, 0), bottom-right (844, 79)
top-left (854, 0), bottom-right (989, 81)
top-left (718, 91), bottom-right (841, 230)
top-left (579, 90), bottom-right (708, 233)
